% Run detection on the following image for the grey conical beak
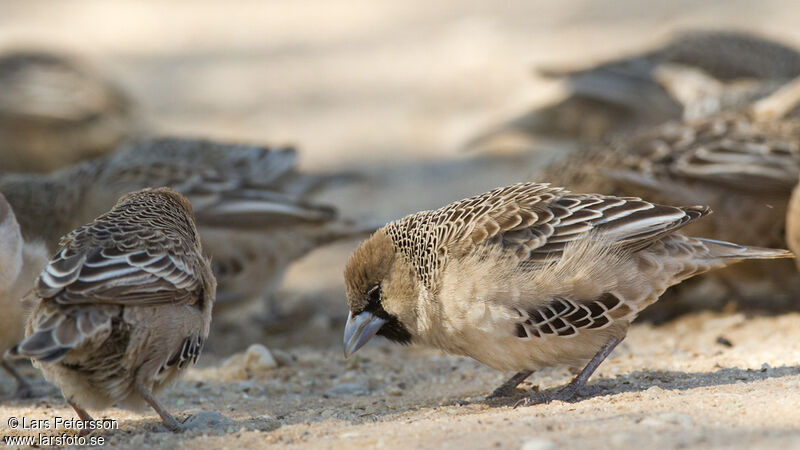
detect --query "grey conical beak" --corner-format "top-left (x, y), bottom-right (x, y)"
top-left (343, 311), bottom-right (387, 358)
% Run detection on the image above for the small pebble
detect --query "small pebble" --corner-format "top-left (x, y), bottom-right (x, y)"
top-left (521, 438), bottom-right (558, 450)
top-left (325, 383), bottom-right (369, 396)
top-left (715, 336), bottom-right (734, 347)
top-left (183, 411), bottom-right (233, 430)
top-left (386, 385), bottom-right (404, 396)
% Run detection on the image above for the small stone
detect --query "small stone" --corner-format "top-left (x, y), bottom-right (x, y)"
top-left (183, 411), bottom-right (233, 430)
top-left (218, 344), bottom-right (278, 380)
top-left (659, 412), bottom-right (693, 427)
top-left (643, 386), bottom-right (665, 400)
top-left (325, 383), bottom-right (369, 396)
top-left (715, 336), bottom-right (733, 347)
top-left (610, 432), bottom-right (634, 446)
top-left (386, 385), bottom-right (404, 396)
top-left (640, 416), bottom-right (666, 427)
top-left (521, 438), bottom-right (558, 450)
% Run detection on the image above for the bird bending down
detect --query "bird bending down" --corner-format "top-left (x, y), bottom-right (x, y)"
top-left (343, 183), bottom-right (792, 405)
top-left (7, 188), bottom-right (216, 432)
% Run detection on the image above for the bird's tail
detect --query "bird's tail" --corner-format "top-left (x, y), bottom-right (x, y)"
top-left (694, 237), bottom-right (794, 261)
top-left (6, 307), bottom-right (112, 363)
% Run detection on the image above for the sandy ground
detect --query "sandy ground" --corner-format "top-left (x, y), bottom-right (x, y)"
top-left (1, 1), bottom-right (800, 449)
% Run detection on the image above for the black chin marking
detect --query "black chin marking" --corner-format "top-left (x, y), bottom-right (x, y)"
top-left (363, 303), bottom-right (412, 345)
top-left (376, 318), bottom-right (412, 345)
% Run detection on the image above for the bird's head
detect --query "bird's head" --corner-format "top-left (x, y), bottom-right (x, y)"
top-left (343, 229), bottom-right (418, 357)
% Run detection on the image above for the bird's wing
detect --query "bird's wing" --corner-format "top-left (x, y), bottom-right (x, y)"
top-left (101, 139), bottom-right (339, 227)
top-left (434, 182), bottom-right (707, 263)
top-left (605, 115), bottom-right (800, 193)
top-left (37, 224), bottom-right (203, 307)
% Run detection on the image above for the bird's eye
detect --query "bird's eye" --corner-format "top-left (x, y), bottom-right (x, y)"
top-left (366, 284), bottom-right (381, 306)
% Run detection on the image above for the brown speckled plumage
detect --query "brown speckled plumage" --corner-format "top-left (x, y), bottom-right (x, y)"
top-left (8, 187), bottom-right (216, 432)
top-left (344, 182), bottom-right (791, 405)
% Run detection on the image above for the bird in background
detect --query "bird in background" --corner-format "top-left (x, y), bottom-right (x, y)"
top-left (0, 50), bottom-right (139, 173)
top-left (0, 137), bottom-right (375, 309)
top-left (343, 182), bottom-right (792, 405)
top-left (8, 188), bottom-right (216, 432)
top-left (539, 76), bottom-right (800, 247)
top-left (0, 193), bottom-right (49, 398)
top-left (534, 76), bottom-right (800, 315)
top-left (467, 30), bottom-right (800, 150)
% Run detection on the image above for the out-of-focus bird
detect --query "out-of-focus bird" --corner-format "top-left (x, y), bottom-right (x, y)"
top-left (0, 137), bottom-right (374, 309)
top-left (535, 77), bottom-right (800, 316)
top-left (7, 188), bottom-right (216, 432)
top-left (0, 194), bottom-right (48, 398)
top-left (468, 30), bottom-right (800, 149)
top-left (0, 50), bottom-right (139, 173)
top-left (342, 182), bottom-right (792, 405)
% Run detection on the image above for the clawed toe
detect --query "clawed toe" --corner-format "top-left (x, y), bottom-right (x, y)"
top-left (513, 387), bottom-right (578, 408)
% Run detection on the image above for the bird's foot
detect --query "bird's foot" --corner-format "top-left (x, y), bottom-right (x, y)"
top-left (513, 385), bottom-right (578, 408)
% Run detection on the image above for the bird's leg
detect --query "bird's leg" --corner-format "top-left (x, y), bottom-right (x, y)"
top-left (515, 336), bottom-right (622, 407)
top-left (487, 370), bottom-right (534, 398)
top-left (1, 360), bottom-right (34, 398)
top-left (135, 379), bottom-right (184, 432)
top-left (66, 399), bottom-right (95, 437)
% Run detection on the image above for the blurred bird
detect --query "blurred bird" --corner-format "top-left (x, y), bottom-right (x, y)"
top-left (0, 50), bottom-right (139, 173)
top-left (343, 182), bottom-right (792, 405)
top-left (7, 188), bottom-right (216, 432)
top-left (536, 77), bottom-right (800, 315)
top-left (0, 194), bottom-right (48, 398)
top-left (0, 137), bottom-right (374, 309)
top-left (468, 30), bottom-right (800, 148)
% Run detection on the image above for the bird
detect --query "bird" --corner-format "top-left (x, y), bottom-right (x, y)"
top-left (534, 76), bottom-right (800, 315)
top-left (7, 187), bottom-right (216, 432)
top-left (0, 193), bottom-right (48, 398)
top-left (342, 182), bottom-right (792, 405)
top-left (0, 50), bottom-right (139, 173)
top-left (468, 30), bottom-right (800, 149)
top-left (0, 137), bottom-right (374, 310)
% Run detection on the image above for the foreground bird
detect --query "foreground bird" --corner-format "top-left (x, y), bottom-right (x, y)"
top-left (0, 50), bottom-right (138, 173)
top-left (0, 137), bottom-right (372, 309)
top-left (7, 188), bottom-right (216, 431)
top-left (343, 183), bottom-right (792, 405)
top-left (0, 194), bottom-right (48, 398)
top-left (468, 30), bottom-right (800, 149)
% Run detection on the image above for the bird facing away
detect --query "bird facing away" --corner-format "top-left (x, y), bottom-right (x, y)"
top-left (7, 188), bottom-right (216, 432)
top-left (0, 137), bottom-right (373, 309)
top-left (0, 50), bottom-right (138, 173)
top-left (0, 194), bottom-right (48, 398)
top-left (468, 30), bottom-right (800, 149)
top-left (343, 183), bottom-right (792, 405)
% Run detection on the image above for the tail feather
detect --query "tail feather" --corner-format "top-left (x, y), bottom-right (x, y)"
top-left (6, 308), bottom-right (112, 363)
top-left (695, 237), bottom-right (794, 260)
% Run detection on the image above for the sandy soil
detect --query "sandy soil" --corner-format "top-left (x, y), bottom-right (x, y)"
top-left (1, 1), bottom-right (800, 449)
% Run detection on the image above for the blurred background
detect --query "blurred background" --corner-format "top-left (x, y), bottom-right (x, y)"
top-left (3, 0), bottom-right (800, 169)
